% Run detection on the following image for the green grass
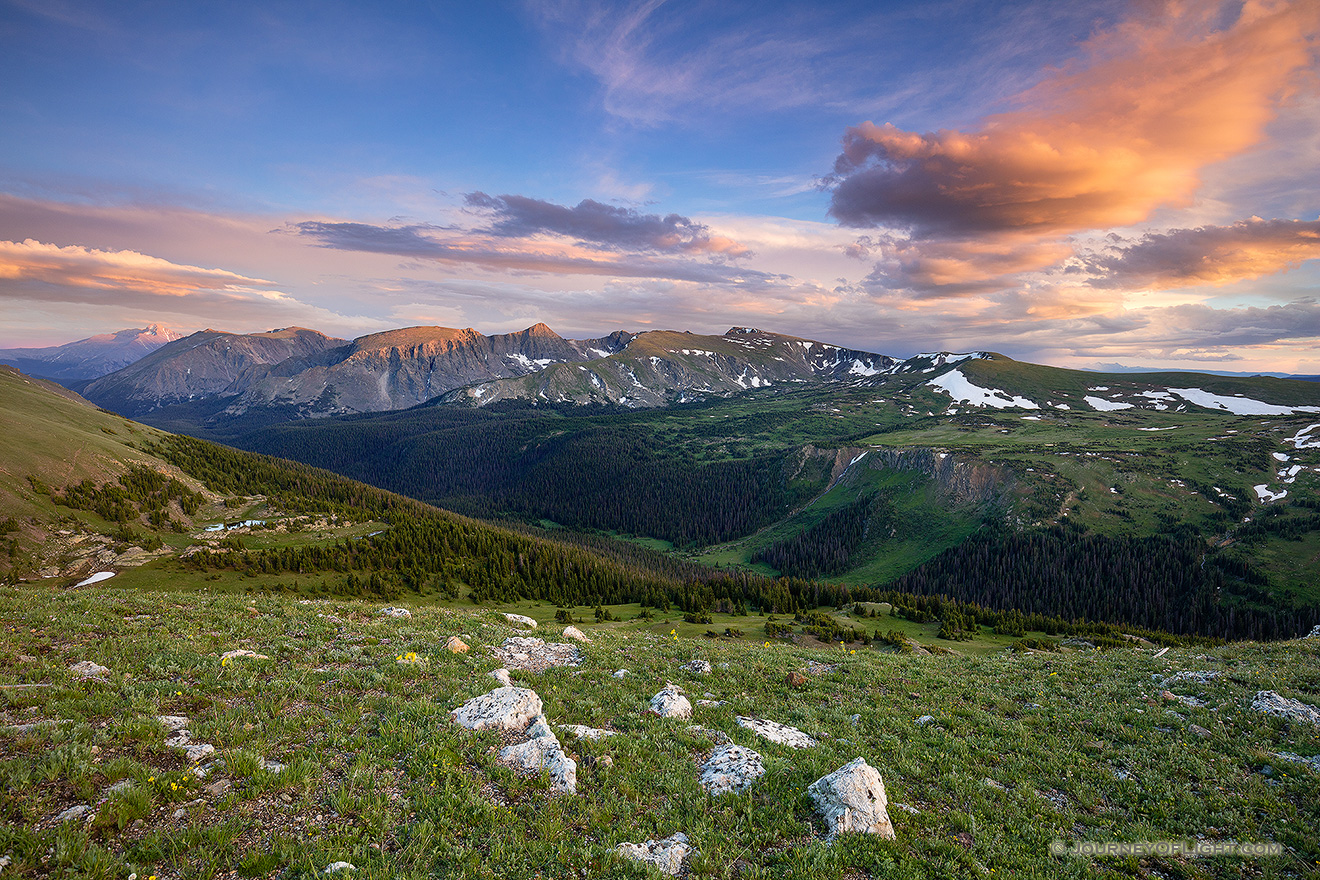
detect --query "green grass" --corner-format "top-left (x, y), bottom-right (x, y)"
top-left (3, 583), bottom-right (1319, 878)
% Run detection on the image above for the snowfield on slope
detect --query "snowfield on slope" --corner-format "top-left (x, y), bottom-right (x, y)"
top-left (926, 370), bottom-right (1038, 409)
top-left (1167, 388), bottom-right (1320, 416)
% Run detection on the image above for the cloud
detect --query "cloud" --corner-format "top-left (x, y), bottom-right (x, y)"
top-left (291, 214), bottom-right (772, 286)
top-left (464, 192), bottom-right (751, 257)
top-left (1084, 218), bottom-right (1320, 289)
top-left (0, 238), bottom-right (278, 296)
top-left (827, 0), bottom-right (1320, 296)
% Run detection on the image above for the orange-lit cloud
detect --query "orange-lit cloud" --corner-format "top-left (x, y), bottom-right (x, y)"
top-left (1085, 218), bottom-right (1320, 288)
top-left (829, 0), bottom-right (1320, 290)
top-left (0, 238), bottom-right (278, 297)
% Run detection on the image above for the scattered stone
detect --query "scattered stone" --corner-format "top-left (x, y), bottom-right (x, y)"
top-left (983, 778), bottom-right (1006, 791)
top-left (682, 659), bottom-right (712, 675)
top-left (489, 636), bottom-right (580, 672)
top-left (849, 714), bottom-right (862, 725)
top-left (446, 636), bottom-right (470, 654)
top-left (562, 625), bottom-right (590, 643)
top-left (172, 807), bottom-right (188, 820)
top-left (915, 715), bottom-right (936, 726)
top-left (1188, 724), bottom-right (1213, 738)
top-left (1274, 752), bottom-right (1320, 773)
top-left (892, 802), bottom-right (920, 815)
top-left (699, 745), bottom-right (765, 795)
top-left (1304, 624), bottom-right (1320, 639)
top-left (53, 804), bottom-right (94, 824)
top-left (379, 606), bottom-right (411, 618)
top-left (499, 716), bottom-right (577, 794)
top-left (687, 725), bottom-right (733, 745)
top-left (559, 724), bottom-right (615, 740)
top-left (736, 716), bottom-right (817, 748)
top-left (649, 683), bottom-right (693, 719)
top-left (1161, 671), bottom-right (1221, 687)
top-left (204, 779), bottom-right (232, 797)
top-left (165, 729), bottom-right (191, 748)
top-left (220, 649), bottom-right (269, 662)
top-left (803, 660), bottom-right (836, 676)
top-left (452, 686), bottom-right (544, 731)
top-left (489, 668), bottom-right (513, 687)
top-left (261, 758), bottom-right (287, 773)
top-left (696, 699), bottom-right (728, 708)
top-left (613, 668), bottom-right (628, 678)
top-left (808, 758), bottom-right (895, 840)
top-left (1251, 691), bottom-right (1320, 726)
top-left (324, 863), bottom-right (356, 874)
top-left (503, 613), bottom-right (537, 629)
top-left (68, 660), bottom-right (109, 678)
top-left (596, 755), bottom-right (614, 768)
top-left (158, 715), bottom-right (189, 731)
top-left (786, 671), bottom-right (808, 688)
top-left (1160, 690), bottom-right (1205, 708)
top-left (615, 833), bottom-right (696, 876)
top-left (184, 743), bottom-right (216, 763)
top-left (107, 780), bottom-right (133, 795)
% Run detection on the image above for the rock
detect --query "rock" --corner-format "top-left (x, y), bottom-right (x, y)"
top-left (892, 802), bottom-right (920, 815)
top-left (849, 714), bottom-right (862, 725)
top-left (499, 715), bottom-right (577, 794)
top-left (1304, 624), bottom-right (1320, 639)
top-left (1274, 751), bottom-right (1320, 773)
top-left (489, 668), bottom-right (513, 687)
top-left (699, 745), bottom-right (765, 795)
top-left (172, 807), bottom-right (188, 820)
top-left (446, 636), bottom-right (470, 654)
top-left (379, 606), bottom-right (411, 618)
top-left (687, 725), bottom-right (733, 745)
top-left (915, 715), bottom-right (936, 726)
top-left (803, 660), bottom-right (836, 676)
top-left (808, 757), bottom-right (896, 840)
top-left (324, 863), bottom-right (356, 874)
top-left (1161, 671), bottom-right (1220, 687)
top-left (1251, 691), bottom-right (1320, 726)
top-left (261, 758), bottom-right (287, 773)
top-left (649, 683), bottom-right (693, 719)
top-left (615, 833), bottom-right (696, 876)
top-left (558, 724), bottom-right (615, 740)
top-left (489, 636), bottom-right (581, 672)
top-left (184, 743), bottom-right (216, 763)
top-left (1188, 724), bottom-right (1212, 738)
top-left (204, 779), bottom-right (232, 797)
top-left (683, 659), bottom-right (712, 675)
top-left (158, 714), bottom-right (189, 731)
top-left (613, 668), bottom-right (628, 678)
top-left (68, 660), bottom-right (109, 678)
top-left (696, 699), bottom-right (728, 708)
top-left (503, 613), bottom-right (537, 629)
top-left (597, 755), bottom-right (614, 768)
top-left (452, 686), bottom-right (544, 731)
top-left (220, 649), bottom-right (269, 662)
top-left (736, 716), bottom-right (817, 748)
top-left (107, 779), bottom-right (133, 795)
top-left (786, 671), bottom-right (808, 688)
top-left (562, 625), bottom-right (590, 643)
top-left (53, 804), bottom-right (94, 823)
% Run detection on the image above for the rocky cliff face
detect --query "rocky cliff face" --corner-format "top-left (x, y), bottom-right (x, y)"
top-left (806, 444), bottom-right (1015, 508)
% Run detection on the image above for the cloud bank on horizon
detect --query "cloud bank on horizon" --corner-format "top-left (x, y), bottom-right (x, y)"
top-left (1, 0), bottom-right (1318, 372)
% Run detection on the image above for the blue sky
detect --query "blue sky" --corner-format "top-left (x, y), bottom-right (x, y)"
top-left (2, 0), bottom-right (1319, 371)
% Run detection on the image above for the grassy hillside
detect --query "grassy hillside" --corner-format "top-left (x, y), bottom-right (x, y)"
top-left (2, 584), bottom-right (1318, 879)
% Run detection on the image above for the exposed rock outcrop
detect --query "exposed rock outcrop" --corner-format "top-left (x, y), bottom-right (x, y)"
top-left (616, 833), bottom-right (696, 875)
top-left (699, 745), bottom-right (765, 795)
top-left (808, 757), bottom-right (896, 840)
top-left (452, 687), bottom-right (544, 731)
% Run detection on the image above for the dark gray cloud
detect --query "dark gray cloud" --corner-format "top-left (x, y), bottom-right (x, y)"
top-left (1083, 218), bottom-right (1320, 289)
top-left (464, 193), bottom-right (751, 257)
top-left (290, 220), bottom-right (776, 286)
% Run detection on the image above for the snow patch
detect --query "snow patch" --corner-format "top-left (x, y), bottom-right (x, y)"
top-left (847, 359), bottom-right (882, 376)
top-left (1287, 424), bottom-right (1320, 449)
top-left (1273, 452), bottom-right (1291, 462)
top-left (1255, 485), bottom-right (1288, 502)
top-left (74, 571), bottom-right (115, 587)
top-left (925, 369), bottom-right (1038, 409)
top-left (1084, 396), bottom-right (1133, 411)
top-left (1167, 388), bottom-right (1320, 416)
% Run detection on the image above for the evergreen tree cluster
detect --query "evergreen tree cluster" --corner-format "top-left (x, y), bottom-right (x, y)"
top-left (56, 464), bottom-right (202, 526)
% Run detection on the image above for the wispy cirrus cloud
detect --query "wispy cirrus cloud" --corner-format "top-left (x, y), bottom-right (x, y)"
top-left (828, 0), bottom-right (1320, 295)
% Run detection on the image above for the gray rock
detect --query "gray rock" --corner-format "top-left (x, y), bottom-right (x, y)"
top-left (379, 606), bottom-right (411, 618)
top-left (615, 833), bottom-right (696, 876)
top-left (204, 779), bottom-right (232, 797)
top-left (489, 668), bottom-right (513, 687)
top-left (915, 715), bottom-right (936, 726)
top-left (158, 714), bottom-right (189, 731)
top-left (107, 779), bottom-right (133, 795)
top-left (324, 863), bottom-right (356, 874)
top-left (1251, 691), bottom-right (1320, 726)
top-left (682, 659), bottom-right (712, 675)
top-left (649, 683), bottom-right (693, 719)
top-left (219, 649), bottom-right (269, 662)
top-left (68, 660), bottom-right (109, 678)
top-left (1161, 671), bottom-right (1221, 687)
top-left (808, 757), bottom-right (896, 840)
top-left (489, 637), bottom-right (580, 672)
top-left (696, 699), bottom-right (728, 708)
top-left (452, 686), bottom-right (544, 731)
top-left (613, 668), bottom-right (628, 678)
top-left (699, 745), bottom-right (765, 795)
top-left (736, 716), bottom-right (817, 748)
top-left (53, 804), bottom-right (94, 823)
top-left (1274, 751), bottom-right (1320, 773)
top-left (499, 715), bottom-right (577, 794)
top-left (503, 613), bottom-right (537, 629)
top-left (1304, 624), bottom-right (1320, 639)
top-left (261, 758), bottom-right (287, 773)
top-left (184, 743), bottom-right (216, 763)
top-left (558, 724), bottom-right (615, 740)
top-left (562, 625), bottom-right (590, 643)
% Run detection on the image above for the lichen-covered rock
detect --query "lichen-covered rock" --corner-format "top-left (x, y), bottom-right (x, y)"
top-left (489, 636), bottom-right (580, 672)
top-left (699, 745), bottom-right (765, 795)
top-left (1252, 691), bottom-right (1320, 726)
top-left (220, 649), bottom-right (269, 662)
top-left (562, 625), bottom-right (590, 643)
top-left (446, 636), bottom-right (470, 654)
top-left (69, 660), bottom-right (109, 678)
top-left (683, 659), bottom-right (712, 675)
top-left (499, 715), bottom-right (577, 794)
top-left (504, 613), bottom-right (537, 629)
top-left (1305, 624), bottom-right (1320, 639)
top-left (649, 683), bottom-right (692, 719)
top-left (452, 686), bottom-right (544, 731)
top-left (615, 832), bottom-right (696, 875)
top-left (559, 724), bottom-right (615, 740)
top-left (489, 668), bottom-right (513, 687)
top-left (736, 716), bottom-right (817, 748)
top-left (53, 804), bottom-right (94, 824)
top-left (379, 606), bottom-right (411, 618)
top-left (808, 757), bottom-right (896, 840)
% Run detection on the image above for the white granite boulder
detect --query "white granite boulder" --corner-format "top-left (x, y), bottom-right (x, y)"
top-left (649, 683), bottom-right (693, 719)
top-left (69, 660), bottom-right (109, 678)
top-left (452, 686), bottom-right (544, 731)
top-left (488, 668), bottom-right (513, 687)
top-left (808, 757), bottom-right (896, 840)
top-left (499, 715), bottom-right (577, 794)
top-left (699, 745), bottom-right (765, 795)
top-left (379, 606), bottom-right (411, 618)
top-left (504, 613), bottom-right (537, 629)
top-left (1252, 691), bottom-right (1320, 726)
top-left (615, 833), bottom-right (696, 875)
top-left (736, 716), bottom-right (817, 748)
top-left (562, 625), bottom-right (590, 643)
top-left (683, 659), bottom-right (712, 675)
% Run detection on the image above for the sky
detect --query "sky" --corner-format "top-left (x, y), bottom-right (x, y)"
top-left (1, 0), bottom-right (1319, 372)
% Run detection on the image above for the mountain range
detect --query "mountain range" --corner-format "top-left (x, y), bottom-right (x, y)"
top-left (0, 324), bottom-right (182, 384)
